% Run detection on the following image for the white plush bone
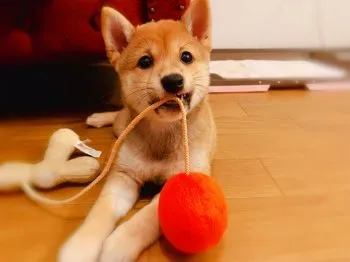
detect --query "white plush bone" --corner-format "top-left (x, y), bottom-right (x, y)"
top-left (0, 129), bottom-right (100, 192)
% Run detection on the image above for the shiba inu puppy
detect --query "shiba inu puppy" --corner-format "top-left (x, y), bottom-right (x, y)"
top-left (59, 0), bottom-right (216, 261)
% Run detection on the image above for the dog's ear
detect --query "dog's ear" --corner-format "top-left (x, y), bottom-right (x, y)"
top-left (181, 0), bottom-right (211, 48)
top-left (101, 7), bottom-right (135, 66)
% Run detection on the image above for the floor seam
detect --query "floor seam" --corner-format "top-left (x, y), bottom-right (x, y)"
top-left (259, 158), bottom-right (286, 197)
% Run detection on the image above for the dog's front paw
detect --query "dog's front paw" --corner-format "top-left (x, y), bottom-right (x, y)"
top-left (86, 113), bottom-right (108, 128)
top-left (58, 235), bottom-right (102, 262)
top-left (100, 227), bottom-right (140, 262)
top-left (86, 112), bottom-right (117, 128)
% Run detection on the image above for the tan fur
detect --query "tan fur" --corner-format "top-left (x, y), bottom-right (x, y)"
top-left (60, 1), bottom-right (215, 261)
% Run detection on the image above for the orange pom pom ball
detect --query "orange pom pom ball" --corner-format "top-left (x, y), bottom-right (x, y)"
top-left (158, 172), bottom-right (228, 254)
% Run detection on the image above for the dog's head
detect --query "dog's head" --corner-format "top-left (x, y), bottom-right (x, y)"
top-left (101, 0), bottom-right (211, 122)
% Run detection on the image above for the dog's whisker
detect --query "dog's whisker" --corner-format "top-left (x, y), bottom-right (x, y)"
top-left (193, 75), bottom-right (208, 81)
top-left (195, 84), bottom-right (208, 89)
top-left (124, 89), bottom-right (150, 99)
top-left (192, 70), bottom-right (202, 77)
top-left (135, 93), bottom-right (151, 105)
top-left (124, 87), bottom-right (155, 101)
top-left (193, 83), bottom-right (208, 90)
top-left (132, 80), bottom-right (154, 85)
top-left (125, 86), bottom-right (155, 93)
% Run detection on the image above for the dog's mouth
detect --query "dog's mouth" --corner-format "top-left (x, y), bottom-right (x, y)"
top-left (155, 93), bottom-right (192, 113)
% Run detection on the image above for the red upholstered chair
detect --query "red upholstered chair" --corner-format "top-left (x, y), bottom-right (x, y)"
top-left (0, 0), bottom-right (190, 64)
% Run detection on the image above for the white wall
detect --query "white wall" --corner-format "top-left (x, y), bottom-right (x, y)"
top-left (211, 0), bottom-right (350, 49)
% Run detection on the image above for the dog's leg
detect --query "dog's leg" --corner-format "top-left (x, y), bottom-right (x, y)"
top-left (100, 194), bottom-right (160, 262)
top-left (58, 171), bottom-right (140, 262)
top-left (86, 111), bottom-right (119, 128)
top-left (98, 146), bottom-right (213, 262)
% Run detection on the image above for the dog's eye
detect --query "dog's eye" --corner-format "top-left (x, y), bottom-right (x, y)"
top-left (138, 55), bottom-right (153, 69)
top-left (180, 51), bottom-right (193, 64)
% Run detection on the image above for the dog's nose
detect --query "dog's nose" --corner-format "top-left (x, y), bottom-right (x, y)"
top-left (161, 74), bottom-right (184, 93)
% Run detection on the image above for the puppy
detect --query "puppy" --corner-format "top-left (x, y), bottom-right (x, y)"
top-left (58, 0), bottom-right (216, 261)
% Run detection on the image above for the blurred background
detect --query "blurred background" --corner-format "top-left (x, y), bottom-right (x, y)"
top-left (211, 0), bottom-right (349, 49)
top-left (1, 0), bottom-right (349, 116)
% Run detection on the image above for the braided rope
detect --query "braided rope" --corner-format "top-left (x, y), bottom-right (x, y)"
top-left (22, 97), bottom-right (190, 205)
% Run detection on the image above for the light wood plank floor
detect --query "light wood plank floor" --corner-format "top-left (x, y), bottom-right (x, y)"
top-left (1, 90), bottom-right (350, 262)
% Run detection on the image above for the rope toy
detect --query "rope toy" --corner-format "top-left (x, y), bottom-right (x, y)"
top-left (5, 97), bottom-right (228, 254)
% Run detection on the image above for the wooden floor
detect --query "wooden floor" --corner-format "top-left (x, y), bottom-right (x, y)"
top-left (1, 89), bottom-right (350, 262)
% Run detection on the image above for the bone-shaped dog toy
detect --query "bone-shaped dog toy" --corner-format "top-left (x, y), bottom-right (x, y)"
top-left (0, 129), bottom-right (100, 192)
